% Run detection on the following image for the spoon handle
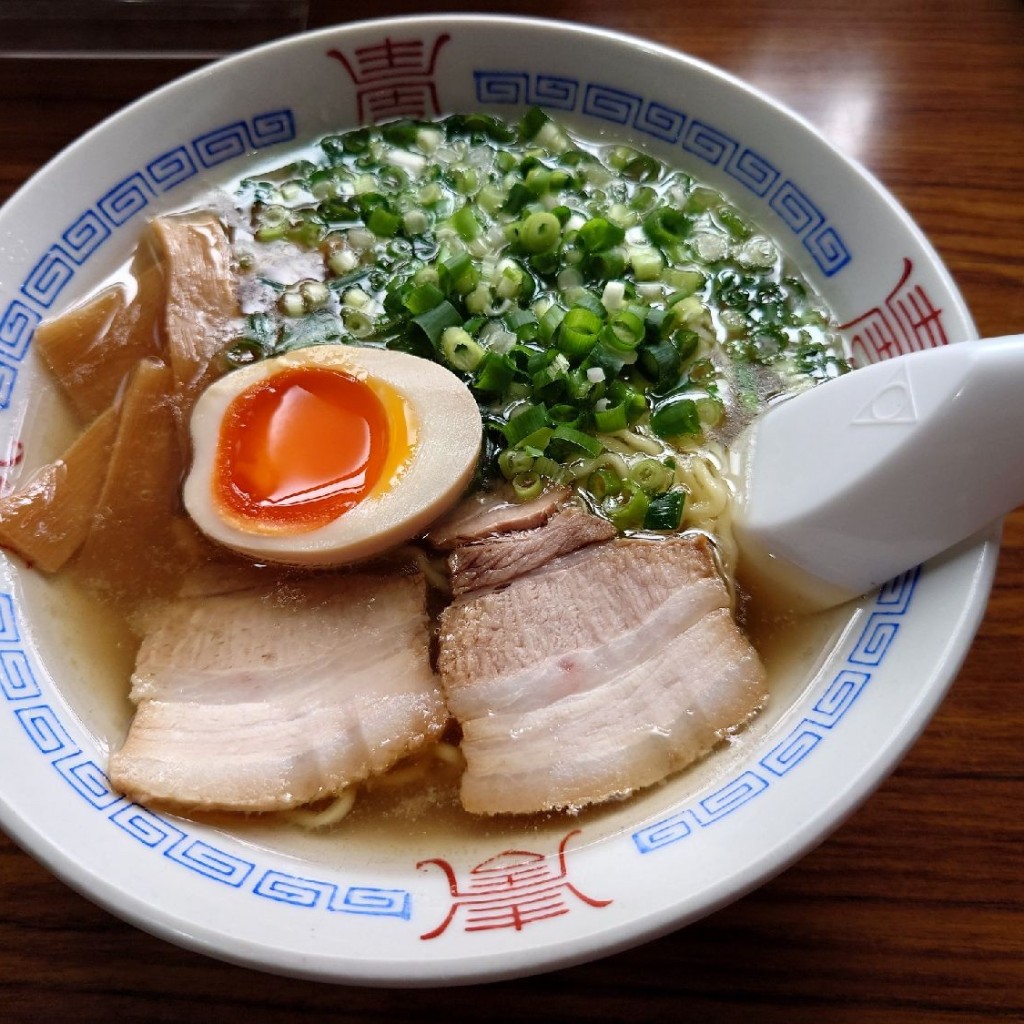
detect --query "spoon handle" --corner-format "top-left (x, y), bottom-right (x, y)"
top-left (733, 334), bottom-right (1024, 610)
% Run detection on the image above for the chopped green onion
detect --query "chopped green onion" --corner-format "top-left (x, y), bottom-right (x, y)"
top-left (548, 424), bottom-right (604, 460)
top-left (533, 455), bottom-right (564, 481)
top-left (278, 291), bottom-right (306, 317)
top-left (516, 426), bottom-right (554, 452)
top-left (496, 261), bottom-right (533, 300)
top-left (318, 196), bottom-right (360, 224)
top-left (643, 207), bottom-right (690, 248)
top-left (650, 397), bottom-right (702, 438)
top-left (441, 251), bottom-right (479, 296)
top-left (558, 325), bottom-right (599, 361)
top-left (643, 489), bottom-right (685, 531)
top-left (639, 339), bottom-right (681, 389)
top-left (696, 395), bottom-right (724, 427)
top-left (239, 109), bottom-right (847, 541)
top-left (570, 290), bottom-right (606, 318)
top-left (504, 182), bottom-right (533, 214)
top-left (519, 211), bottom-right (562, 254)
top-left (601, 308), bottom-right (645, 353)
top-left (629, 246), bottom-right (663, 281)
top-left (403, 282), bottom-right (445, 315)
top-left (548, 403), bottom-right (580, 425)
top-left (498, 447), bottom-right (536, 479)
top-left (441, 326), bottom-right (484, 372)
top-left (603, 481), bottom-right (650, 529)
top-left (577, 217), bottom-right (625, 252)
top-left (254, 206), bottom-right (291, 243)
top-left (557, 306), bottom-right (603, 360)
top-left (464, 285), bottom-right (493, 316)
top-left (538, 304), bottom-right (565, 343)
top-left (412, 300), bottom-right (462, 345)
top-left (629, 458), bottom-right (674, 494)
top-left (447, 165), bottom-right (480, 194)
top-left (519, 105), bottom-right (551, 142)
top-left (445, 112), bottom-right (518, 143)
top-left (607, 146), bottom-right (657, 180)
top-left (666, 269), bottom-right (706, 297)
top-left (474, 351), bottom-right (516, 393)
top-left (512, 471), bottom-right (544, 500)
top-left (532, 359), bottom-right (569, 400)
top-left (672, 329), bottom-right (700, 362)
top-left (586, 467), bottom-right (620, 501)
top-left (593, 401), bottom-right (628, 432)
top-left (503, 403), bottom-right (550, 446)
top-left (450, 204), bottom-right (482, 241)
top-left (505, 306), bottom-right (539, 339)
top-left (583, 247), bottom-right (627, 281)
top-left (685, 186), bottom-right (719, 213)
top-left (402, 209), bottom-right (430, 235)
top-left (608, 380), bottom-right (647, 422)
top-left (671, 294), bottom-right (709, 328)
top-left (717, 206), bottom-right (752, 240)
top-left (366, 206), bottom-right (401, 237)
top-left (418, 181), bottom-right (445, 206)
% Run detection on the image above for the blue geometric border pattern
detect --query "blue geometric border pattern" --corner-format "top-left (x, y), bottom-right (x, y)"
top-left (0, 109), bottom-right (296, 412)
top-left (0, 591), bottom-right (413, 921)
top-left (474, 71), bottom-right (851, 278)
top-left (632, 566), bottom-right (920, 854)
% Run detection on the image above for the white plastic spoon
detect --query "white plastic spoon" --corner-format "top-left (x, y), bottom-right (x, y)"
top-left (731, 334), bottom-right (1024, 611)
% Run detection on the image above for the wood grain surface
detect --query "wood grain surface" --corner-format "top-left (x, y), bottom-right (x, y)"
top-left (1, 1), bottom-right (1021, 1020)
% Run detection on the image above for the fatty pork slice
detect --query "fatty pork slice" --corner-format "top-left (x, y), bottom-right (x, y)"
top-left (109, 572), bottom-right (445, 813)
top-left (438, 536), bottom-right (767, 815)
top-left (449, 506), bottom-right (617, 596)
top-left (426, 485), bottom-right (569, 550)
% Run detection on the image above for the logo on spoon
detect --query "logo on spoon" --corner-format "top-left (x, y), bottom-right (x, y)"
top-left (852, 362), bottom-right (919, 425)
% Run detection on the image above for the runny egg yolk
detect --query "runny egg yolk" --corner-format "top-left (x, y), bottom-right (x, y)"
top-left (214, 365), bottom-right (412, 533)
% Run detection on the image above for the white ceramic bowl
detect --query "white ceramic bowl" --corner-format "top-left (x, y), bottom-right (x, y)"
top-left (0, 15), bottom-right (997, 986)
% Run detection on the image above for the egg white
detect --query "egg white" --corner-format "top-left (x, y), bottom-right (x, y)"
top-left (182, 344), bottom-right (482, 566)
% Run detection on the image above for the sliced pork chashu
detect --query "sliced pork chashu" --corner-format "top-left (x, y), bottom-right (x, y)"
top-left (109, 571), bottom-right (446, 812)
top-left (438, 536), bottom-right (767, 815)
top-left (426, 485), bottom-right (569, 550)
top-left (448, 505), bottom-right (617, 596)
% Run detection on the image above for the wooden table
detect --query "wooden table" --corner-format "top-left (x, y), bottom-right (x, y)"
top-left (1, 1), bottom-right (1021, 1019)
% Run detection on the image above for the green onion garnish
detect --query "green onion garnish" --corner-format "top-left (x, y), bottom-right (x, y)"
top-left (577, 217), bottom-right (625, 252)
top-left (512, 471), bottom-right (544, 500)
top-left (412, 300), bottom-right (462, 346)
top-left (643, 489), bottom-right (685, 531)
top-left (440, 327), bottom-right (484, 372)
top-left (629, 458), bottom-right (674, 494)
top-left (503, 403), bottom-right (550, 446)
top-left (593, 402), bottom-right (628, 433)
top-left (519, 211), bottom-right (562, 254)
top-left (650, 398), bottom-right (702, 438)
top-left (548, 424), bottom-right (604, 460)
top-left (474, 351), bottom-right (516, 393)
top-left (603, 481), bottom-right (650, 529)
top-left (238, 106), bottom-right (848, 539)
top-left (586, 467), bottom-right (621, 502)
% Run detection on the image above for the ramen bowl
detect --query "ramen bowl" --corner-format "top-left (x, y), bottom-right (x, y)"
top-left (0, 15), bottom-right (996, 985)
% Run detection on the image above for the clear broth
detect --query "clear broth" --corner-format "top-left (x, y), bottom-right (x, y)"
top-left (23, 547), bottom-right (854, 868)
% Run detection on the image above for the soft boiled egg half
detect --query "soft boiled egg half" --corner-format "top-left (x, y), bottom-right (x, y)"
top-left (182, 344), bottom-right (482, 566)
